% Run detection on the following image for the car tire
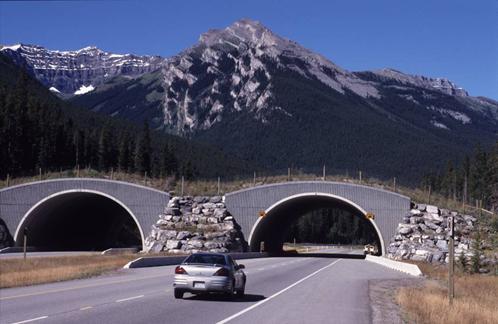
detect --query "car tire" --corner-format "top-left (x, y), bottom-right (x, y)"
top-left (174, 288), bottom-right (184, 299)
top-left (236, 285), bottom-right (245, 298)
top-left (226, 280), bottom-right (235, 299)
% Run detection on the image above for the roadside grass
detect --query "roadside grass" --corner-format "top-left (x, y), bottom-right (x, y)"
top-left (0, 254), bottom-right (140, 288)
top-left (396, 262), bottom-right (498, 324)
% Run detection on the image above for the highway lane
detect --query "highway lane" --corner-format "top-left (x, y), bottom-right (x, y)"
top-left (1, 252), bottom-right (410, 324)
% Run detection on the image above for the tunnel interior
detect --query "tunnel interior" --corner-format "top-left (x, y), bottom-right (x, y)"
top-left (250, 195), bottom-right (382, 255)
top-left (17, 192), bottom-right (142, 251)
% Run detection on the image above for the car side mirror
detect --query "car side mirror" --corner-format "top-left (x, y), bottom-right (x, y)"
top-left (238, 264), bottom-right (245, 270)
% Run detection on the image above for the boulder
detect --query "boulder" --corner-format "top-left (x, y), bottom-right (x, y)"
top-left (426, 205), bottom-right (439, 214)
top-left (146, 241), bottom-right (164, 253)
top-left (209, 196), bottom-right (223, 203)
top-left (166, 240), bottom-right (181, 250)
top-left (398, 226), bottom-right (413, 235)
top-left (176, 231), bottom-right (192, 240)
top-left (436, 240), bottom-right (448, 251)
top-left (164, 207), bottom-right (181, 216)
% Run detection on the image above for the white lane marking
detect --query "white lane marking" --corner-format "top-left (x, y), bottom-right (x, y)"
top-left (80, 306), bottom-right (93, 310)
top-left (257, 268), bottom-right (265, 271)
top-left (10, 316), bottom-right (48, 324)
top-left (115, 295), bottom-right (144, 303)
top-left (216, 259), bottom-right (341, 324)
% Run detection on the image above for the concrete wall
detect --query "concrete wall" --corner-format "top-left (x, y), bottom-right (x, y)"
top-left (0, 178), bottom-right (169, 249)
top-left (224, 181), bottom-right (411, 255)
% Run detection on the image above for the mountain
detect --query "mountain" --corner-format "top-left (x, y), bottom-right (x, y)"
top-left (0, 53), bottom-right (252, 179)
top-left (0, 44), bottom-right (164, 96)
top-left (2, 19), bottom-right (497, 182)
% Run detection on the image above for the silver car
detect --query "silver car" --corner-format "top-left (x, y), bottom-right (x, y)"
top-left (173, 253), bottom-right (246, 299)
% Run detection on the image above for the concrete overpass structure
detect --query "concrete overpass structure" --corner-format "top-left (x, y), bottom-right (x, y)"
top-left (0, 179), bottom-right (410, 254)
top-left (224, 182), bottom-right (411, 255)
top-left (0, 179), bottom-right (169, 251)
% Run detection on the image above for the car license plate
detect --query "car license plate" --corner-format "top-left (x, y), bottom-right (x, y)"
top-left (194, 282), bottom-right (205, 288)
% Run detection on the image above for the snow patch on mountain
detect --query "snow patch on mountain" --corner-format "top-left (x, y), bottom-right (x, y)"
top-left (74, 84), bottom-right (95, 95)
top-left (431, 120), bottom-right (449, 130)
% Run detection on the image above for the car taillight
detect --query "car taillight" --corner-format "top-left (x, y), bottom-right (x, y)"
top-left (214, 268), bottom-right (229, 276)
top-left (175, 266), bottom-right (187, 274)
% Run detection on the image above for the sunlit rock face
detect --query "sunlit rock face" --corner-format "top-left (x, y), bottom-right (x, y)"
top-left (1, 44), bottom-right (165, 95)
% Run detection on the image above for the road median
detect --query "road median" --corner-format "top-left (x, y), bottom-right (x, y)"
top-left (123, 252), bottom-right (269, 268)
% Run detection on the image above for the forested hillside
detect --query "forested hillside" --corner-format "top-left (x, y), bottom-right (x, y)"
top-left (422, 143), bottom-right (498, 212)
top-left (0, 54), bottom-right (252, 180)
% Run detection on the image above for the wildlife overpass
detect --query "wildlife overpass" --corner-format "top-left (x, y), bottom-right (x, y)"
top-left (0, 179), bottom-right (410, 254)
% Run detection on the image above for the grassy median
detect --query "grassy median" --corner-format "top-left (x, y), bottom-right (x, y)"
top-left (396, 262), bottom-right (498, 324)
top-left (0, 254), bottom-right (138, 288)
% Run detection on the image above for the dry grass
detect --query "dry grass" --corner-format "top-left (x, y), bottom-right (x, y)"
top-left (396, 263), bottom-right (498, 324)
top-left (0, 254), bottom-right (138, 288)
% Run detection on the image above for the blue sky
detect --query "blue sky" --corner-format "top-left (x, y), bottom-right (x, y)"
top-left (1, 0), bottom-right (497, 99)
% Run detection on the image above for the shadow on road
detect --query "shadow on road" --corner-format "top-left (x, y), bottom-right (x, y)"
top-left (183, 293), bottom-right (266, 303)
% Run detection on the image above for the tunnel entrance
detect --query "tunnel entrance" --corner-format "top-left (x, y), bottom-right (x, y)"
top-left (16, 191), bottom-right (143, 251)
top-left (249, 194), bottom-right (383, 255)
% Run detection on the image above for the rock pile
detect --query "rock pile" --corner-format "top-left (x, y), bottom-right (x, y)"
top-left (387, 204), bottom-right (476, 263)
top-left (144, 196), bottom-right (247, 254)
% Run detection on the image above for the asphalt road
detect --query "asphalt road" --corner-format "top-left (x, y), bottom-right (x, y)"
top-left (0, 252), bottom-right (410, 324)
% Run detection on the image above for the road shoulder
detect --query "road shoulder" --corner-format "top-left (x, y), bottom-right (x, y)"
top-left (369, 278), bottom-right (424, 324)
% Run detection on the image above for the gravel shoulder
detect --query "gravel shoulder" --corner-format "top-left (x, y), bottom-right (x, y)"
top-left (369, 278), bottom-right (425, 324)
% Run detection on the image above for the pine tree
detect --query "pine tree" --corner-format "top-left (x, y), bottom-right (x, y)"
top-left (98, 124), bottom-right (113, 171)
top-left (469, 145), bottom-right (492, 207)
top-left (134, 121), bottom-right (152, 174)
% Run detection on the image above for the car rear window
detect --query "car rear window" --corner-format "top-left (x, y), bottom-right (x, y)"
top-left (185, 254), bottom-right (227, 265)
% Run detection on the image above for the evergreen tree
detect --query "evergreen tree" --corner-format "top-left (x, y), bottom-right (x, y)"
top-left (98, 124), bottom-right (113, 171)
top-left (159, 142), bottom-right (178, 177)
top-left (469, 145), bottom-right (491, 206)
top-left (134, 121), bottom-right (152, 174)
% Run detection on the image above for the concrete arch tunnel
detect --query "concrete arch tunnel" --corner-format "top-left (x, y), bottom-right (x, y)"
top-left (246, 193), bottom-right (385, 254)
top-left (224, 181), bottom-right (411, 255)
top-left (15, 190), bottom-right (143, 251)
top-left (0, 179), bottom-right (169, 251)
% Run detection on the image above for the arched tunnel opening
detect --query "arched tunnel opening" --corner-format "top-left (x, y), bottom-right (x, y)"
top-left (16, 192), bottom-right (142, 251)
top-left (249, 195), bottom-right (382, 255)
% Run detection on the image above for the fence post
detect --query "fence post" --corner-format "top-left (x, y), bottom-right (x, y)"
top-left (322, 165), bottom-right (326, 181)
top-left (110, 167), bottom-right (114, 180)
top-left (359, 170), bottom-right (362, 183)
top-left (448, 216), bottom-right (454, 305)
top-left (287, 167), bottom-right (291, 181)
top-left (217, 176), bottom-right (221, 195)
top-left (76, 165), bottom-right (80, 177)
top-left (463, 175), bottom-right (467, 208)
top-left (39, 168), bottom-right (42, 181)
top-left (428, 185), bottom-right (432, 204)
top-left (253, 171), bottom-right (256, 186)
top-left (181, 176), bottom-right (184, 196)
top-left (6, 174), bottom-right (10, 187)
top-left (393, 177), bottom-right (397, 192)
top-left (144, 171), bottom-right (147, 185)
